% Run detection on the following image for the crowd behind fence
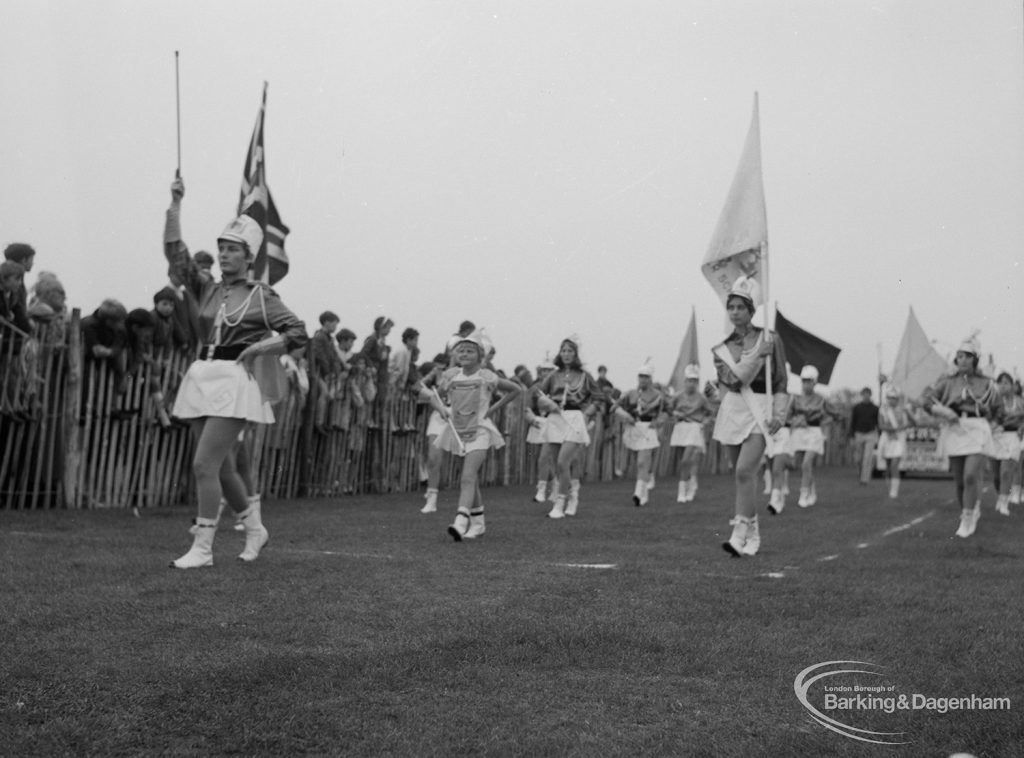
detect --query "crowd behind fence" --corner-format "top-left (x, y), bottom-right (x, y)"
top-left (0, 310), bottom-right (859, 511)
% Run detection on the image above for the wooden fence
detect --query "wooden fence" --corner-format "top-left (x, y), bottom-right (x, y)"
top-left (0, 310), bottom-right (858, 510)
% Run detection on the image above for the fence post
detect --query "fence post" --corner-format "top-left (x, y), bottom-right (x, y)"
top-left (62, 309), bottom-right (82, 508)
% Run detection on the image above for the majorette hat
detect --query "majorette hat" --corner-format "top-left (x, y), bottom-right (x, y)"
top-left (218, 215), bottom-right (264, 256)
top-left (683, 363), bottom-right (701, 380)
top-left (637, 358), bottom-right (655, 377)
top-left (726, 275), bottom-right (761, 310)
top-left (800, 365), bottom-right (819, 382)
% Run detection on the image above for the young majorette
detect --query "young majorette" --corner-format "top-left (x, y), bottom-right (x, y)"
top-left (668, 364), bottom-right (713, 502)
top-left (427, 330), bottom-right (521, 541)
top-left (920, 335), bottom-right (999, 538)
top-left (536, 336), bottom-right (603, 518)
top-left (990, 372), bottom-right (1024, 515)
top-left (711, 277), bottom-right (788, 557)
top-left (877, 384), bottom-right (913, 499)
top-left (524, 355), bottom-right (557, 503)
top-left (613, 360), bottom-right (667, 507)
top-left (418, 354), bottom-right (450, 513)
top-left (787, 365), bottom-right (838, 507)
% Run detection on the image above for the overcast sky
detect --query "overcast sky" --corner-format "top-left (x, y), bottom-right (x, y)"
top-left (2, 0), bottom-right (1021, 393)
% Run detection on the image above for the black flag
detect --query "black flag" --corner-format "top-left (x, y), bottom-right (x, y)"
top-left (775, 309), bottom-right (842, 385)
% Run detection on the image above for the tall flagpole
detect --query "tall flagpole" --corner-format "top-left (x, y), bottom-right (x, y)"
top-left (756, 91), bottom-right (774, 423)
top-left (174, 51), bottom-right (181, 178)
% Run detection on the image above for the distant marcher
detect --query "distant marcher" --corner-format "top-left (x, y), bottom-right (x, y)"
top-left (418, 353), bottom-right (450, 513)
top-left (877, 384), bottom-right (914, 499)
top-left (524, 356), bottom-right (557, 503)
top-left (668, 364), bottom-right (713, 503)
top-left (849, 387), bottom-right (880, 485)
top-left (990, 372), bottom-right (1024, 515)
top-left (613, 359), bottom-right (667, 507)
top-left (786, 365), bottom-right (843, 508)
top-left (536, 336), bottom-right (603, 518)
top-left (711, 277), bottom-right (788, 557)
top-left (920, 336), bottom-right (999, 538)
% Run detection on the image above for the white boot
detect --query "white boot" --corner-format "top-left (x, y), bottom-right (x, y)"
top-left (677, 480), bottom-right (688, 503)
top-left (768, 488), bottom-right (784, 515)
top-left (464, 510), bottom-right (486, 539)
top-left (171, 518), bottom-right (216, 569)
top-left (741, 516), bottom-right (760, 556)
top-left (547, 495), bottom-right (566, 519)
top-left (996, 494), bottom-right (1010, 517)
top-left (806, 483), bottom-right (818, 506)
top-left (687, 475), bottom-right (698, 501)
top-left (647, 474), bottom-right (656, 491)
top-left (889, 477), bottom-right (900, 499)
top-left (193, 499), bottom-right (227, 535)
top-left (421, 488), bottom-right (438, 513)
top-left (1010, 485), bottom-right (1022, 505)
top-left (968, 501), bottom-right (981, 535)
top-left (632, 479), bottom-right (647, 507)
top-left (566, 479), bottom-right (581, 515)
top-left (236, 494), bottom-right (259, 531)
top-left (798, 487), bottom-right (810, 508)
top-left (723, 517), bottom-right (749, 557)
top-left (238, 505), bottom-right (269, 562)
top-left (534, 480), bottom-right (547, 504)
top-left (955, 509), bottom-right (972, 538)
top-left (448, 510), bottom-right (470, 541)
top-left (548, 481), bottom-right (562, 503)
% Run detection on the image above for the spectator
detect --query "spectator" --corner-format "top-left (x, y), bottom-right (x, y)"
top-left (125, 308), bottom-right (157, 375)
top-left (310, 310), bottom-right (343, 379)
top-left (3, 243), bottom-right (35, 313)
top-left (192, 250), bottom-right (215, 284)
top-left (388, 326), bottom-right (420, 390)
top-left (151, 286), bottom-right (188, 356)
top-left (596, 364), bottom-right (614, 393)
top-left (28, 272), bottom-right (67, 321)
top-left (360, 315), bottom-right (393, 385)
top-left (335, 328), bottom-right (356, 368)
top-left (0, 261), bottom-right (30, 341)
top-left (848, 386), bottom-right (880, 485)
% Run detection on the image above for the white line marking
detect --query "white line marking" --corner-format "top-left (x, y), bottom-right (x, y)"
top-left (817, 554), bottom-right (840, 562)
top-left (882, 511), bottom-right (935, 537)
top-left (555, 563), bottom-right (617, 570)
top-left (856, 543), bottom-right (870, 549)
top-left (761, 572), bottom-right (786, 579)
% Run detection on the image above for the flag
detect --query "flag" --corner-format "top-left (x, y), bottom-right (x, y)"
top-left (701, 93), bottom-right (768, 306)
top-left (668, 307), bottom-right (700, 392)
top-left (775, 309), bottom-right (842, 385)
top-left (890, 308), bottom-right (950, 399)
top-left (239, 82), bottom-right (290, 285)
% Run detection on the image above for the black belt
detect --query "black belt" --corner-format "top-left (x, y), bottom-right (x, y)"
top-left (199, 344), bottom-right (247, 361)
top-left (1003, 426), bottom-right (1019, 432)
top-left (637, 415), bottom-right (657, 422)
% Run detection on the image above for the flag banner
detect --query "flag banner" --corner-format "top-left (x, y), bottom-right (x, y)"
top-left (775, 309), bottom-right (842, 385)
top-left (701, 94), bottom-right (768, 305)
top-left (668, 307), bottom-right (700, 391)
top-left (239, 82), bottom-right (290, 285)
top-left (890, 307), bottom-right (950, 399)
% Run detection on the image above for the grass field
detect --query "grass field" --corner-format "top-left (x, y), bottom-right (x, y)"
top-left (2, 468), bottom-right (1022, 757)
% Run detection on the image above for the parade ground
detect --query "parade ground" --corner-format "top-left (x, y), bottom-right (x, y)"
top-left (2, 469), bottom-right (1021, 757)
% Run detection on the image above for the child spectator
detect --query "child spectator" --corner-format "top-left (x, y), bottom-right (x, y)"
top-left (310, 310), bottom-right (343, 379)
top-left (151, 286), bottom-right (188, 356)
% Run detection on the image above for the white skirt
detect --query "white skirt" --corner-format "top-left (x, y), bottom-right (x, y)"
top-left (937, 417), bottom-right (995, 458)
top-left (172, 359), bottom-right (274, 424)
top-left (713, 391), bottom-right (770, 446)
top-left (623, 421), bottom-right (661, 451)
top-left (670, 421), bottom-right (705, 451)
top-left (877, 430), bottom-right (907, 460)
top-left (426, 410), bottom-right (447, 438)
top-left (765, 427), bottom-right (790, 458)
top-left (543, 409), bottom-right (591, 445)
top-left (788, 426), bottom-right (825, 455)
top-left (526, 417), bottom-right (547, 445)
top-left (991, 430), bottom-right (1023, 461)
top-left (434, 418), bottom-right (504, 457)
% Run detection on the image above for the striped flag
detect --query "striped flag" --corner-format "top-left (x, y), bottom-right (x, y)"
top-left (668, 307), bottom-right (700, 391)
top-left (239, 82), bottom-right (290, 285)
top-left (700, 94), bottom-right (768, 306)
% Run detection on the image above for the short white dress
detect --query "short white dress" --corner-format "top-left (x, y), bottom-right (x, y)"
top-left (433, 368), bottom-right (505, 457)
top-left (172, 359), bottom-right (274, 424)
top-left (543, 410), bottom-right (591, 446)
